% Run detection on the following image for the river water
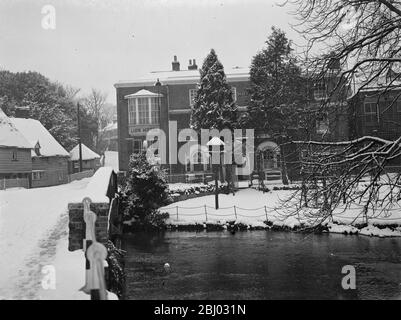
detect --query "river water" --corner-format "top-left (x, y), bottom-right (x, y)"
top-left (123, 231), bottom-right (401, 300)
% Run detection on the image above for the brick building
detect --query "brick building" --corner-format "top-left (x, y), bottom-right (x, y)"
top-left (115, 56), bottom-right (252, 181)
top-left (350, 71), bottom-right (401, 141)
top-left (115, 56), bottom-right (350, 182)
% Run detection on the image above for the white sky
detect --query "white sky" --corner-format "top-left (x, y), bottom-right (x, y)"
top-left (0, 0), bottom-right (303, 103)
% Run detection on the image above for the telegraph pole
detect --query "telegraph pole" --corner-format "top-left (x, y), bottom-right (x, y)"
top-left (77, 102), bottom-right (83, 172)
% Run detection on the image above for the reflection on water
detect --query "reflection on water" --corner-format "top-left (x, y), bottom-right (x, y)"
top-left (123, 231), bottom-right (401, 300)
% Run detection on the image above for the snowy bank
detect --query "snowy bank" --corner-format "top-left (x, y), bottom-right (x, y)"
top-left (159, 188), bottom-right (401, 238)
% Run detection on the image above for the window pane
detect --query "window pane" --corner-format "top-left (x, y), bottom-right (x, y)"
top-left (128, 98), bottom-right (136, 125)
top-left (138, 98), bottom-right (149, 124)
top-left (397, 102), bottom-right (401, 112)
top-left (133, 140), bottom-right (143, 153)
top-left (314, 82), bottom-right (327, 100)
top-left (151, 97), bottom-right (160, 124)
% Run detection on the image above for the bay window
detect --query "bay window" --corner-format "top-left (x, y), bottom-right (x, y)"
top-left (127, 94), bottom-right (161, 125)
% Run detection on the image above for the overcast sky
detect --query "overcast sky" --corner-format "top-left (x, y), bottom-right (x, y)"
top-left (0, 0), bottom-right (302, 103)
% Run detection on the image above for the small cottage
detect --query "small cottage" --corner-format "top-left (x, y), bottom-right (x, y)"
top-left (0, 109), bottom-right (32, 189)
top-left (11, 118), bottom-right (70, 188)
top-left (69, 143), bottom-right (101, 174)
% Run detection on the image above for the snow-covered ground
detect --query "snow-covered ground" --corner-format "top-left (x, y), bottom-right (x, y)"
top-left (2, 173), bottom-right (401, 299)
top-left (0, 178), bottom-right (117, 300)
top-left (160, 188), bottom-right (401, 237)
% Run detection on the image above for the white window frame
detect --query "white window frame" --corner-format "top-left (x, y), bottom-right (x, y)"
top-left (133, 139), bottom-right (143, 154)
top-left (150, 97), bottom-right (160, 125)
top-left (32, 171), bottom-right (44, 181)
top-left (128, 98), bottom-right (137, 125)
top-left (189, 89), bottom-right (197, 106)
top-left (364, 102), bottom-right (377, 123)
top-left (364, 102), bottom-right (376, 114)
top-left (128, 97), bottom-right (160, 125)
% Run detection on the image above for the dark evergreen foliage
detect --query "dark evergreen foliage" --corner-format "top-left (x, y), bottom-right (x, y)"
top-left (190, 49), bottom-right (238, 131)
top-left (243, 27), bottom-right (306, 135)
top-left (119, 153), bottom-right (170, 230)
top-left (0, 70), bottom-right (99, 151)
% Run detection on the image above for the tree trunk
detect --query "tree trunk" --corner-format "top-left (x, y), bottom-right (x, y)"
top-left (280, 146), bottom-right (289, 185)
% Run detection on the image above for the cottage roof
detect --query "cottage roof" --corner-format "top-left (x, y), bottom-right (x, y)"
top-left (70, 143), bottom-right (100, 161)
top-left (0, 109), bottom-right (32, 149)
top-left (10, 118), bottom-right (69, 157)
top-left (102, 121), bottom-right (117, 132)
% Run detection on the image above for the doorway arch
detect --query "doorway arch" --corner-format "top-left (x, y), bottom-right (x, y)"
top-left (257, 141), bottom-right (280, 171)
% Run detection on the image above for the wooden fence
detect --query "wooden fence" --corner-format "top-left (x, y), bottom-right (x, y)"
top-left (68, 170), bottom-right (94, 183)
top-left (0, 178), bottom-right (29, 190)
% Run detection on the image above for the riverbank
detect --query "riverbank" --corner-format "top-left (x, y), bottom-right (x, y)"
top-left (159, 188), bottom-right (401, 238)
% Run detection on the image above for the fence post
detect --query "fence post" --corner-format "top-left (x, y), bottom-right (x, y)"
top-left (264, 206), bottom-right (268, 222)
top-left (204, 205), bottom-right (208, 222)
top-left (234, 205), bottom-right (237, 220)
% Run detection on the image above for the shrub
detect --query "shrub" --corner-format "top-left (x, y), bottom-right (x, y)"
top-left (119, 153), bottom-right (170, 230)
top-left (105, 240), bottom-right (126, 299)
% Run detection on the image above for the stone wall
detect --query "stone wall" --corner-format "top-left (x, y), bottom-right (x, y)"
top-left (67, 167), bottom-right (118, 252)
top-left (68, 202), bottom-right (110, 251)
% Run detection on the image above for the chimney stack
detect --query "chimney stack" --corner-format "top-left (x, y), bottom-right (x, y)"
top-left (188, 58), bottom-right (198, 70)
top-left (172, 55), bottom-right (180, 71)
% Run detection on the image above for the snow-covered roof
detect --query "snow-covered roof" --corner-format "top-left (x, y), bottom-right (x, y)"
top-left (353, 71), bottom-right (401, 94)
top-left (102, 121), bottom-right (117, 132)
top-left (10, 118), bottom-right (69, 157)
top-left (0, 109), bottom-right (32, 149)
top-left (115, 67), bottom-right (250, 88)
top-left (70, 143), bottom-right (100, 161)
top-left (124, 89), bottom-right (163, 99)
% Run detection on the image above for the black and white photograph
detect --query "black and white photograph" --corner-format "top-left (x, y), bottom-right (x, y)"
top-left (1, 0), bottom-right (401, 303)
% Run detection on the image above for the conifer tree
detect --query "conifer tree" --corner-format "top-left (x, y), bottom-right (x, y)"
top-left (190, 49), bottom-right (237, 131)
top-left (244, 27), bottom-right (305, 184)
top-left (245, 27), bottom-right (304, 133)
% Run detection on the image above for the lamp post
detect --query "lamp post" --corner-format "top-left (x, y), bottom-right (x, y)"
top-left (207, 137), bottom-right (225, 210)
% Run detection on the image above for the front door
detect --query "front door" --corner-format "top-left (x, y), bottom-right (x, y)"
top-left (261, 149), bottom-right (277, 170)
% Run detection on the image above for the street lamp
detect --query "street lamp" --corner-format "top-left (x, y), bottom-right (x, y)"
top-left (207, 136), bottom-right (225, 209)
